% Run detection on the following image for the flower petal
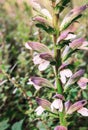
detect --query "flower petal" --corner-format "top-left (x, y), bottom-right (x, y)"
top-left (35, 106), bottom-right (45, 115)
top-left (38, 60), bottom-right (50, 71)
top-left (54, 126), bottom-right (67, 130)
top-left (66, 100), bottom-right (87, 114)
top-left (33, 54), bottom-right (43, 65)
top-left (60, 69), bottom-right (72, 84)
top-left (51, 99), bottom-right (63, 112)
top-left (77, 77), bottom-right (88, 89)
top-left (77, 107), bottom-right (88, 116)
top-left (65, 69), bottom-right (85, 89)
top-left (57, 30), bottom-right (69, 43)
top-left (65, 33), bottom-right (76, 40)
top-left (65, 100), bottom-right (71, 112)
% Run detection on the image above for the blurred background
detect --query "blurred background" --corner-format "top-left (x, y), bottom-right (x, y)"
top-left (0, 0), bottom-right (88, 130)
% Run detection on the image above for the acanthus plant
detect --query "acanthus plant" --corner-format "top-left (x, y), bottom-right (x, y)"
top-left (25, 0), bottom-right (88, 129)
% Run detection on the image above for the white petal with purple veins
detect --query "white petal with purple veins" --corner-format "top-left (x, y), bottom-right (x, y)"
top-left (77, 77), bottom-right (88, 89)
top-left (65, 34), bottom-right (76, 40)
top-left (77, 107), bottom-right (88, 116)
top-left (38, 60), bottom-right (50, 71)
top-left (25, 43), bottom-right (32, 50)
top-left (33, 55), bottom-right (43, 65)
top-left (60, 69), bottom-right (72, 84)
top-left (51, 99), bottom-right (63, 112)
top-left (35, 106), bottom-right (45, 115)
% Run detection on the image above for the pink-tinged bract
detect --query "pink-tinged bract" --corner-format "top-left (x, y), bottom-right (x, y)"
top-left (66, 100), bottom-right (87, 114)
top-left (28, 76), bottom-right (55, 90)
top-left (69, 38), bottom-right (85, 49)
top-left (60, 4), bottom-right (88, 31)
top-left (25, 41), bottom-right (50, 53)
top-left (36, 97), bottom-right (51, 110)
top-left (39, 52), bottom-right (54, 61)
top-left (77, 77), bottom-right (88, 89)
top-left (53, 94), bottom-right (65, 100)
top-left (54, 126), bottom-right (67, 130)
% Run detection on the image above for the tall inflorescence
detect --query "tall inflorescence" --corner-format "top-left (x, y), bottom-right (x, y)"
top-left (25, 0), bottom-right (88, 129)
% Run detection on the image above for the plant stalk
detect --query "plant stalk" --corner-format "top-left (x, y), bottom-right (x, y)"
top-left (52, 1), bottom-right (68, 127)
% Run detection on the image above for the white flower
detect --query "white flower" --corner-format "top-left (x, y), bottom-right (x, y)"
top-left (77, 77), bottom-right (88, 90)
top-left (35, 106), bottom-right (45, 115)
top-left (33, 54), bottom-right (50, 71)
top-left (60, 69), bottom-right (72, 84)
top-left (77, 107), bottom-right (88, 116)
top-left (51, 99), bottom-right (63, 112)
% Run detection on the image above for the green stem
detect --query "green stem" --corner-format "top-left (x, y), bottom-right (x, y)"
top-left (59, 112), bottom-right (68, 127)
top-left (52, 1), bottom-right (68, 128)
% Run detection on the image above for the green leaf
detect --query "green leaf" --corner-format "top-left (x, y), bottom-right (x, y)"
top-left (0, 119), bottom-right (9, 130)
top-left (82, 91), bottom-right (88, 100)
top-left (26, 91), bottom-right (32, 97)
top-left (37, 121), bottom-right (46, 130)
top-left (35, 23), bottom-right (55, 34)
top-left (63, 49), bottom-right (78, 61)
top-left (12, 119), bottom-right (24, 130)
top-left (55, 0), bottom-right (70, 13)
